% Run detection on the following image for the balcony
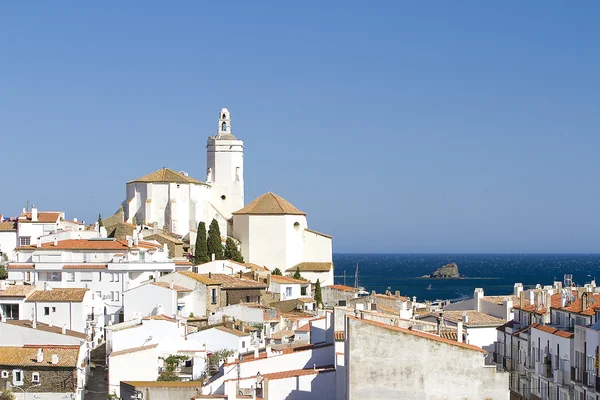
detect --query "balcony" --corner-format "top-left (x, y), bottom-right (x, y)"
top-left (583, 372), bottom-right (595, 389)
top-left (159, 366), bottom-right (193, 375)
top-left (571, 366), bottom-right (582, 383)
top-left (553, 370), bottom-right (569, 386)
top-left (503, 356), bottom-right (512, 371)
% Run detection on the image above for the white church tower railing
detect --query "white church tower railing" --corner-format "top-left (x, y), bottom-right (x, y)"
top-left (206, 108), bottom-right (245, 221)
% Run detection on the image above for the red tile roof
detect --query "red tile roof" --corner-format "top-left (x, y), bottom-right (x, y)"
top-left (531, 323), bottom-right (574, 338)
top-left (296, 323), bottom-right (311, 332)
top-left (109, 344), bottom-right (159, 357)
top-left (0, 285), bottom-right (36, 298)
top-left (150, 282), bottom-right (192, 293)
top-left (63, 264), bottom-right (108, 270)
top-left (17, 239), bottom-right (160, 251)
top-left (26, 288), bottom-right (88, 303)
top-left (514, 292), bottom-right (562, 315)
top-left (271, 275), bottom-right (308, 285)
top-left (326, 285), bottom-right (359, 293)
top-left (18, 212), bottom-right (60, 224)
top-left (5, 320), bottom-right (88, 339)
top-left (8, 264), bottom-right (34, 269)
top-left (556, 293), bottom-right (600, 316)
top-left (347, 316), bottom-right (486, 353)
top-left (261, 366), bottom-right (335, 380)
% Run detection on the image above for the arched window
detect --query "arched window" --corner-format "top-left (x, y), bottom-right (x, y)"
top-left (221, 122), bottom-right (226, 132)
top-left (222, 113), bottom-right (226, 119)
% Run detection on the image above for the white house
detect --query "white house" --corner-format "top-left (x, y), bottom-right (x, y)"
top-left (187, 326), bottom-right (254, 356)
top-left (122, 108), bottom-right (243, 237)
top-left (108, 344), bottom-right (160, 397)
top-left (0, 282), bottom-right (36, 321)
top-left (123, 280), bottom-right (205, 320)
top-left (232, 192), bottom-right (333, 276)
top-left (8, 237), bottom-right (175, 322)
top-left (269, 275), bottom-right (311, 301)
top-left (0, 221), bottom-right (17, 261)
top-left (285, 262), bottom-right (334, 287)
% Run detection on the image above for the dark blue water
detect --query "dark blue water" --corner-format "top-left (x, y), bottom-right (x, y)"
top-left (333, 254), bottom-right (600, 302)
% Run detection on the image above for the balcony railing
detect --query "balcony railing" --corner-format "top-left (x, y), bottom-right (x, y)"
top-left (571, 366), bottom-right (582, 382)
top-left (159, 366), bottom-right (193, 375)
top-left (583, 371), bottom-right (595, 388)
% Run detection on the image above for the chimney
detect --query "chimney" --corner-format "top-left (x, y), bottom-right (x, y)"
top-left (51, 354), bottom-right (59, 365)
top-left (73, 218), bottom-right (77, 223)
top-left (474, 288), bottom-right (484, 312)
top-left (582, 292), bottom-right (589, 310)
top-left (133, 231), bottom-right (139, 246)
top-left (520, 290), bottom-right (525, 309)
top-left (36, 348), bottom-right (43, 363)
top-left (412, 296), bottom-right (417, 304)
top-left (266, 347), bottom-right (272, 358)
top-left (545, 292), bottom-right (552, 322)
top-left (504, 298), bottom-right (513, 321)
top-left (239, 271), bottom-right (243, 279)
top-left (462, 312), bottom-right (468, 324)
top-left (126, 236), bottom-right (133, 247)
top-left (514, 283), bottom-right (523, 297)
top-left (32, 318), bottom-right (37, 329)
top-left (456, 321), bottom-right (463, 343)
top-left (212, 253), bottom-right (216, 261)
top-left (62, 324), bottom-right (67, 334)
top-left (254, 347), bottom-right (259, 358)
top-left (436, 314), bottom-right (442, 335)
top-left (371, 290), bottom-right (376, 296)
top-left (31, 206), bottom-right (38, 222)
top-left (53, 238), bottom-right (58, 247)
top-left (48, 320), bottom-right (53, 328)
top-left (36, 238), bottom-right (41, 248)
top-left (208, 272), bottom-right (212, 278)
top-left (395, 290), bottom-right (400, 297)
top-left (529, 290), bottom-right (535, 305)
top-left (0, 281), bottom-right (6, 291)
top-left (170, 281), bottom-right (174, 290)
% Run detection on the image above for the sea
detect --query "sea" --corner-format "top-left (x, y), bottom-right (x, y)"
top-left (332, 254), bottom-right (600, 303)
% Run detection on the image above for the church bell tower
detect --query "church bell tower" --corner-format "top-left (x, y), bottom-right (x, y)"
top-left (206, 108), bottom-right (245, 219)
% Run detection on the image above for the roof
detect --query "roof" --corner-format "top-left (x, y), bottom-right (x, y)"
top-left (142, 314), bottom-right (177, 322)
top-left (215, 326), bottom-right (251, 337)
top-left (530, 323), bottom-right (574, 339)
top-left (374, 293), bottom-right (410, 301)
top-left (286, 262), bottom-right (333, 273)
top-left (304, 228), bottom-right (332, 239)
top-left (128, 168), bottom-right (204, 185)
top-left (436, 310), bottom-right (506, 327)
top-left (26, 288), bottom-right (88, 303)
top-left (271, 329), bottom-right (295, 340)
top-left (0, 346), bottom-right (80, 368)
top-left (347, 316), bottom-right (486, 353)
top-left (260, 366), bottom-right (335, 381)
top-left (556, 293), bottom-right (600, 316)
top-left (8, 264), bottom-right (35, 269)
top-left (17, 238), bottom-right (160, 251)
top-left (483, 295), bottom-right (521, 307)
top-left (209, 274), bottom-right (266, 289)
top-left (296, 297), bottom-right (316, 303)
top-left (0, 221), bottom-right (17, 231)
top-left (63, 264), bottom-right (108, 270)
top-left (122, 381), bottom-right (203, 388)
top-left (326, 284), bottom-right (359, 293)
top-left (177, 271), bottom-right (220, 285)
top-left (514, 292), bottom-right (562, 315)
top-left (232, 192), bottom-right (305, 216)
top-left (296, 323), bottom-right (311, 332)
top-left (271, 275), bottom-right (309, 285)
top-left (5, 320), bottom-right (88, 339)
top-left (151, 282), bottom-right (192, 293)
top-left (145, 233), bottom-right (184, 245)
top-left (0, 285), bottom-right (36, 298)
top-left (109, 344), bottom-right (159, 357)
top-left (228, 260), bottom-right (270, 271)
top-left (18, 211), bottom-right (60, 224)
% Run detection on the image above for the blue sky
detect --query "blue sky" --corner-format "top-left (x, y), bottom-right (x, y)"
top-left (1, 2), bottom-right (599, 253)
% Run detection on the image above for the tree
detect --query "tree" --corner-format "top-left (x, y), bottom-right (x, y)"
top-left (224, 238), bottom-right (244, 263)
top-left (314, 279), bottom-right (323, 308)
top-left (207, 219), bottom-right (224, 260)
top-left (206, 349), bottom-right (235, 377)
top-left (194, 222), bottom-right (209, 265)
top-left (293, 266), bottom-right (302, 280)
top-left (0, 254), bottom-right (8, 280)
top-left (157, 354), bottom-right (189, 381)
top-left (0, 390), bottom-right (15, 400)
top-left (272, 268), bottom-right (282, 276)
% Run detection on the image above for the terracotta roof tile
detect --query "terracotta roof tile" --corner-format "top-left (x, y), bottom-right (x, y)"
top-left (5, 320), bottom-right (88, 339)
top-left (260, 366), bottom-right (335, 381)
top-left (286, 262), bottom-right (333, 273)
top-left (209, 274), bottom-right (266, 289)
top-left (109, 344), bottom-right (159, 357)
top-left (271, 329), bottom-right (295, 340)
top-left (63, 264), bottom-right (108, 270)
top-left (128, 168), bottom-right (204, 185)
top-left (0, 285), bottom-right (36, 297)
top-left (271, 275), bottom-right (309, 285)
top-left (531, 323), bottom-right (574, 338)
top-left (296, 323), bottom-right (311, 332)
top-left (514, 292), bottom-right (562, 315)
top-left (556, 293), bottom-right (600, 316)
top-left (8, 264), bottom-right (34, 269)
top-left (326, 285), bottom-right (359, 293)
top-left (232, 192), bottom-right (305, 216)
top-left (151, 282), bottom-right (192, 293)
top-left (0, 221), bottom-right (17, 231)
top-left (18, 212), bottom-right (60, 224)
top-left (348, 316), bottom-right (487, 353)
top-left (26, 288), bottom-right (88, 303)
top-left (0, 346), bottom-right (79, 367)
top-left (438, 310), bottom-right (506, 327)
top-left (215, 326), bottom-right (251, 337)
top-left (177, 271), bottom-right (220, 285)
top-left (17, 239), bottom-right (160, 251)
top-left (122, 381), bottom-right (203, 387)
top-left (142, 314), bottom-right (177, 322)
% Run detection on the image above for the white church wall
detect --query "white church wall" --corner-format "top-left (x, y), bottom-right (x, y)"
top-left (247, 216), bottom-right (287, 270)
top-left (284, 215), bottom-right (306, 270)
top-left (303, 230), bottom-right (333, 263)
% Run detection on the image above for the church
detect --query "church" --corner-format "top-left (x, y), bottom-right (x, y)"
top-left (122, 109), bottom-right (333, 282)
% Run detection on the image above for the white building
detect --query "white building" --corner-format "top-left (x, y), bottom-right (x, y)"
top-left (123, 108), bottom-right (243, 237)
top-left (123, 280), bottom-right (205, 320)
top-left (8, 237), bottom-right (175, 322)
top-left (0, 283), bottom-right (36, 321)
top-left (232, 192), bottom-right (333, 277)
top-left (269, 275), bottom-right (311, 301)
top-left (187, 326), bottom-right (254, 356)
top-left (0, 221), bottom-right (17, 262)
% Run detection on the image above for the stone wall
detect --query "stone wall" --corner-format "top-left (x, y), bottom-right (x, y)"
top-left (0, 365), bottom-right (76, 394)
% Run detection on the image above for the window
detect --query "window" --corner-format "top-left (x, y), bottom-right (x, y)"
top-left (80, 272), bottom-right (92, 282)
top-left (211, 288), bottom-right (217, 305)
top-left (140, 252), bottom-right (145, 262)
top-left (222, 113), bottom-right (226, 119)
top-left (12, 369), bottom-right (23, 386)
top-left (109, 273), bottom-right (114, 282)
top-left (115, 273), bottom-right (120, 282)
top-left (44, 307), bottom-right (50, 316)
top-left (65, 272), bottom-right (75, 282)
top-left (285, 287), bottom-right (292, 297)
top-left (19, 237), bottom-right (31, 246)
top-left (1, 371), bottom-right (7, 378)
top-left (113, 291), bottom-right (120, 302)
top-left (51, 307), bottom-right (56, 313)
top-left (31, 372), bottom-right (39, 383)
top-left (110, 291), bottom-right (114, 301)
top-left (221, 122), bottom-right (226, 131)
top-left (1, 304), bottom-right (19, 320)
top-left (98, 272), bottom-right (102, 282)
top-left (301, 286), bottom-right (307, 296)
top-left (48, 272), bottom-right (61, 282)
top-left (241, 341), bottom-right (245, 349)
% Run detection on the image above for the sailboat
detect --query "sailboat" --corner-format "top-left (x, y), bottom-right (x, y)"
top-left (355, 263), bottom-right (369, 296)
top-left (426, 284), bottom-right (432, 291)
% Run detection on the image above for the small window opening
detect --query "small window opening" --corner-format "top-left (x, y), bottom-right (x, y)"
top-left (293, 222), bottom-right (300, 230)
top-left (221, 195), bottom-right (226, 200)
top-left (222, 113), bottom-right (226, 119)
top-left (221, 122), bottom-right (226, 132)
